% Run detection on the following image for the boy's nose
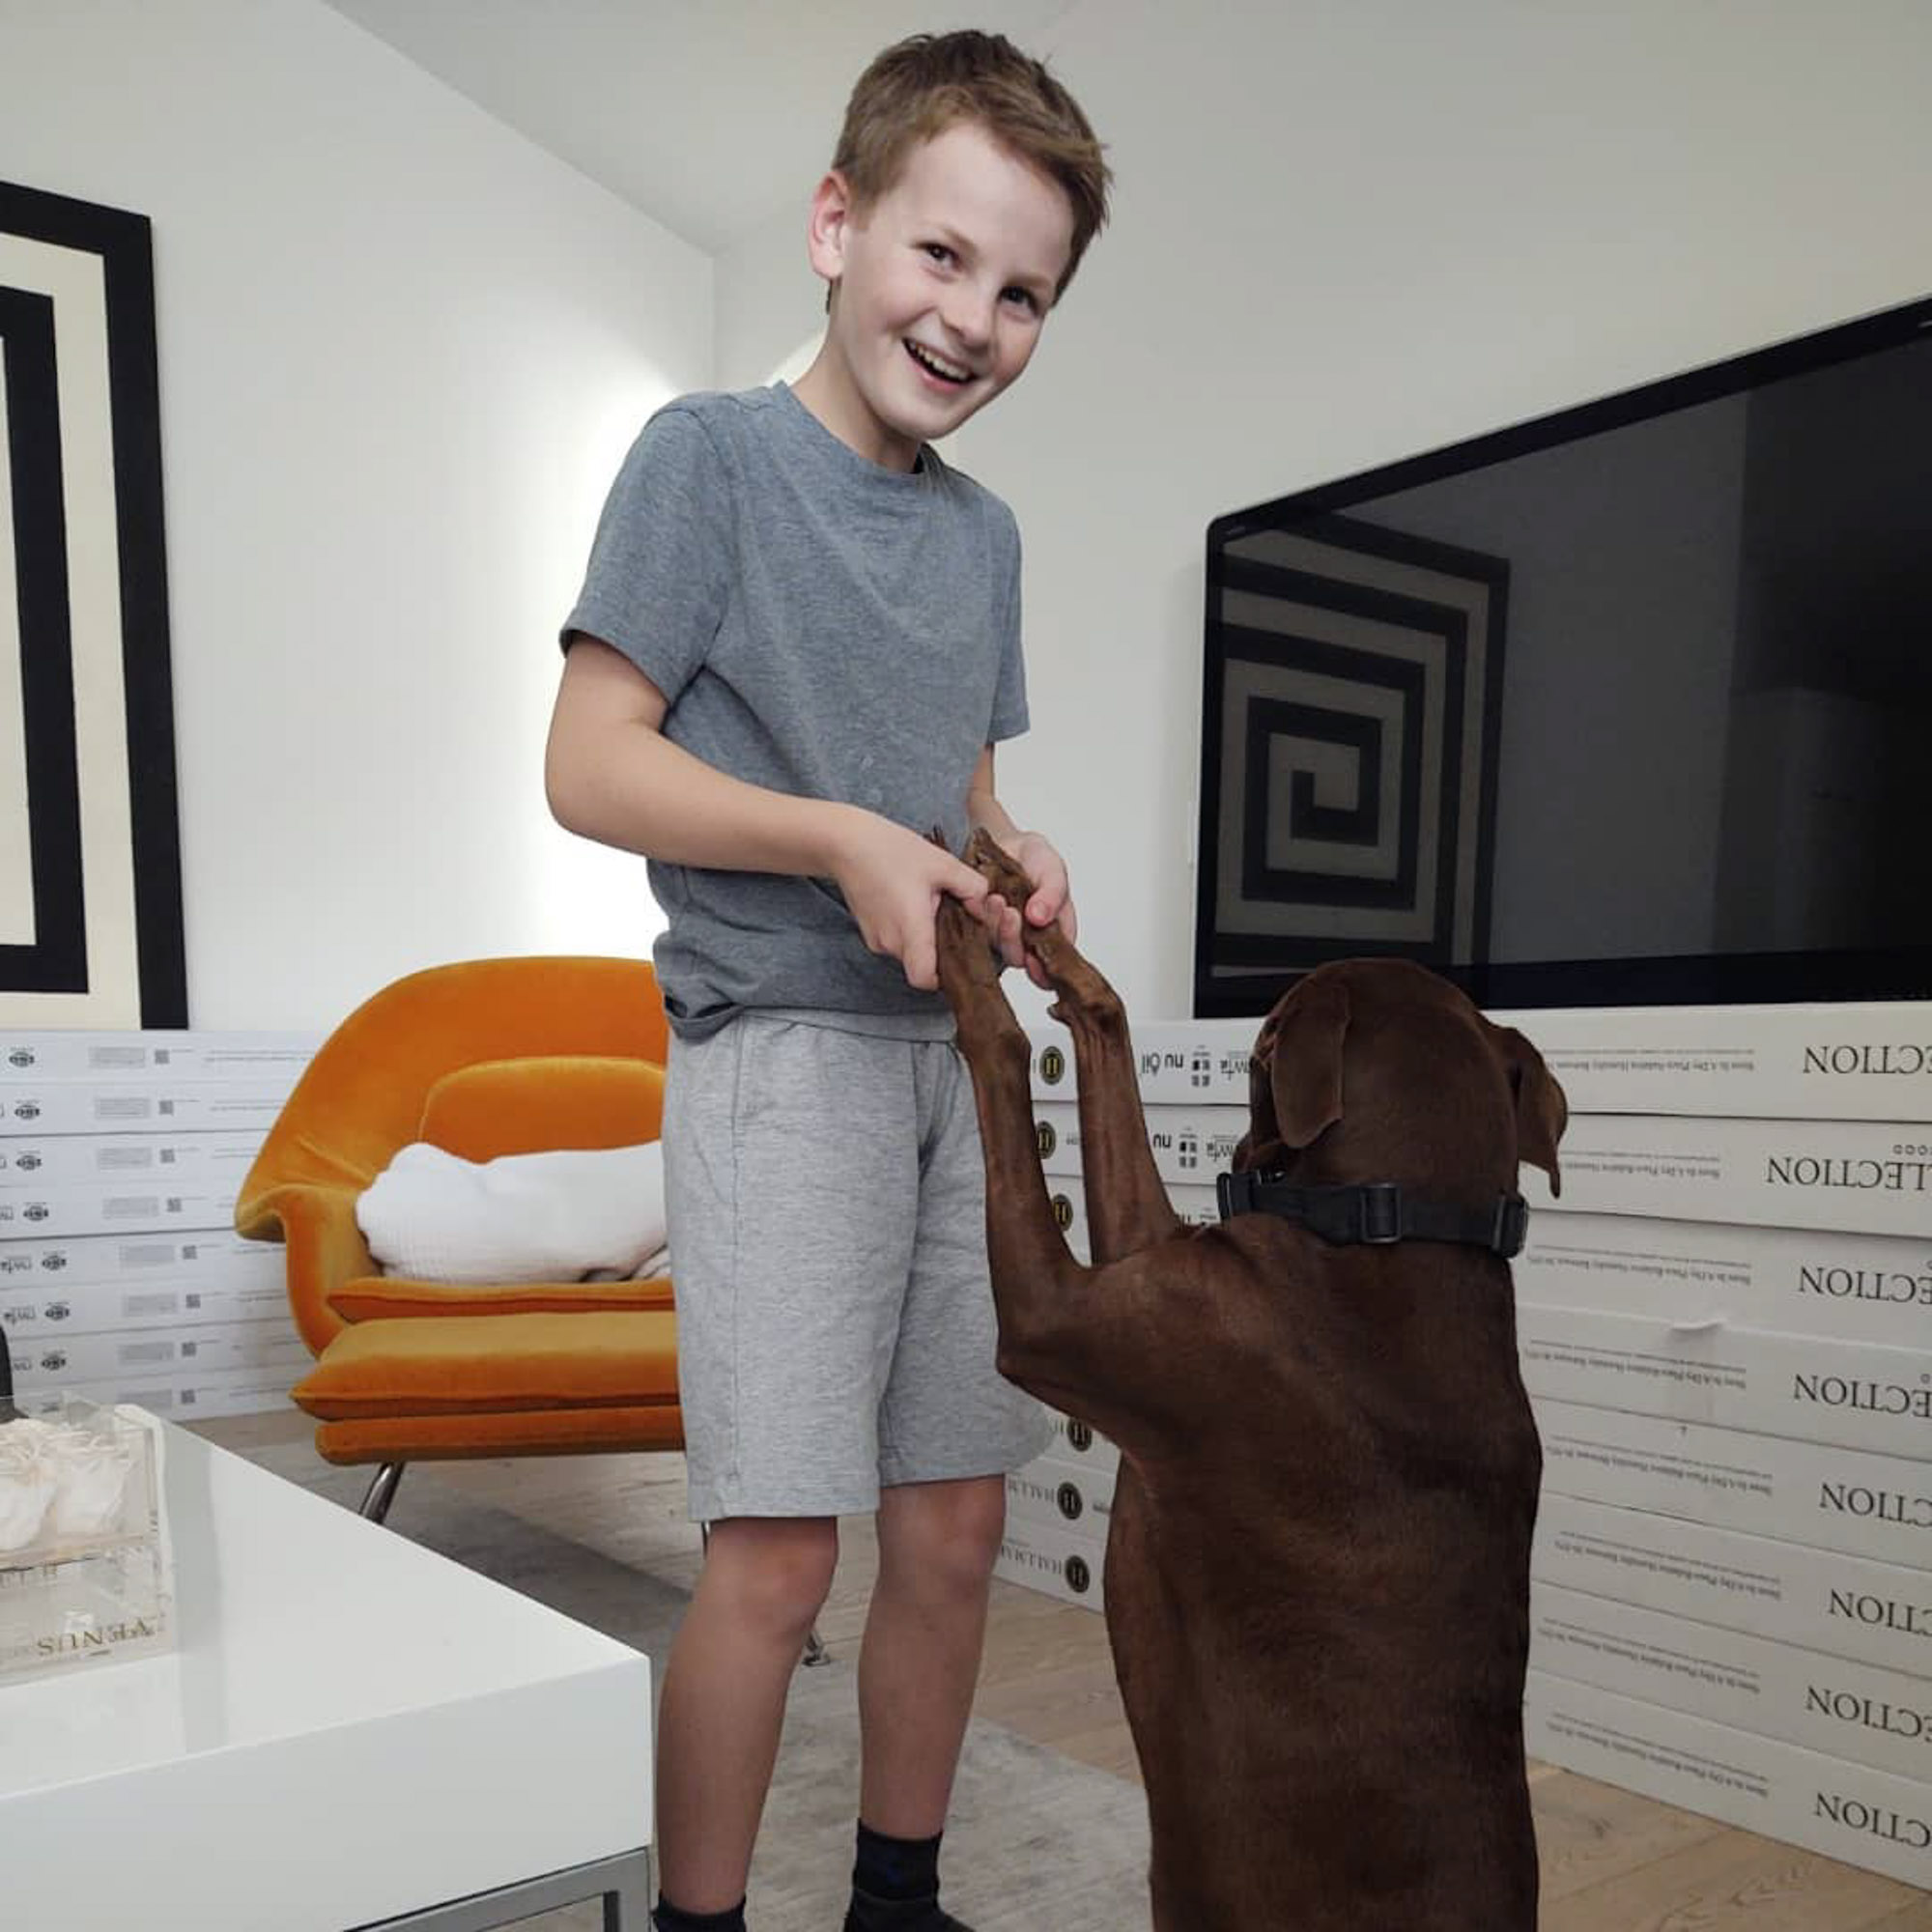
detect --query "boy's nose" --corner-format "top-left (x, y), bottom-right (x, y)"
top-left (943, 283), bottom-right (997, 352)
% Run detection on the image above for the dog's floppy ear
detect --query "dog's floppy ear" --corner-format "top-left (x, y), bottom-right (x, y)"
top-left (1269, 975), bottom-right (1350, 1151)
top-left (1495, 1026), bottom-right (1568, 1197)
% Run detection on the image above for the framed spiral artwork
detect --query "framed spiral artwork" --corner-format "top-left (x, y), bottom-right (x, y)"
top-left (1195, 511), bottom-right (1508, 1018)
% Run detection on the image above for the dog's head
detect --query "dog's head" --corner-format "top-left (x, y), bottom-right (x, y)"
top-left (1232, 958), bottom-right (1567, 1197)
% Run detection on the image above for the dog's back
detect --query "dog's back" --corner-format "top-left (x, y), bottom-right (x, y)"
top-left (1094, 961), bottom-right (1562, 1929)
top-left (1106, 1223), bottom-right (1542, 1930)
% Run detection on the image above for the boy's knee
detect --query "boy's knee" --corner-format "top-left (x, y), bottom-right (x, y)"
top-left (882, 1475), bottom-right (1008, 1597)
top-left (705, 1517), bottom-right (838, 1643)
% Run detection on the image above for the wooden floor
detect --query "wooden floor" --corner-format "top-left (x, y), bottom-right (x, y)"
top-left (199, 1413), bottom-right (1932, 1928)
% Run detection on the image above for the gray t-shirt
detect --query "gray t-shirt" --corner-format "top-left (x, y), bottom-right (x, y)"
top-left (561, 383), bottom-right (1029, 1040)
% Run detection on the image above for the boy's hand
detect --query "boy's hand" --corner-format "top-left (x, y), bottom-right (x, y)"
top-left (976, 831), bottom-right (1077, 992)
top-left (828, 810), bottom-right (990, 992)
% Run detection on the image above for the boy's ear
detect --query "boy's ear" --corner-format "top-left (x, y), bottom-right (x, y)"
top-left (806, 170), bottom-right (856, 288)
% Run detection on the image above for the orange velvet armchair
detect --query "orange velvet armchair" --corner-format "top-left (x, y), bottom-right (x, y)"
top-left (235, 956), bottom-right (685, 1521)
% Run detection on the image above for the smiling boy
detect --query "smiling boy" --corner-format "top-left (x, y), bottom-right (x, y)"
top-left (546, 31), bottom-right (1110, 1932)
top-left (791, 115), bottom-right (1074, 470)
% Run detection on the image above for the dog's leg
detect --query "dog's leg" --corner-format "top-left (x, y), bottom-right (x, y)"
top-left (936, 888), bottom-right (1174, 1435)
top-left (934, 888), bottom-right (1082, 1297)
top-left (964, 831), bottom-right (1178, 1263)
top-left (936, 845), bottom-right (1211, 1443)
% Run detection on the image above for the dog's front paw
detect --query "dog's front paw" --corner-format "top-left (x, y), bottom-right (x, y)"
top-left (935, 891), bottom-right (1001, 1002)
top-left (964, 828), bottom-right (1040, 910)
top-left (1044, 951), bottom-right (1122, 1029)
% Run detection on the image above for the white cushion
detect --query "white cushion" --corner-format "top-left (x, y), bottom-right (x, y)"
top-left (356, 1142), bottom-right (668, 1284)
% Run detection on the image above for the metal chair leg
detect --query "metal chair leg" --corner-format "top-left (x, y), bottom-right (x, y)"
top-left (359, 1462), bottom-right (406, 1523)
top-left (697, 1520), bottom-right (831, 1665)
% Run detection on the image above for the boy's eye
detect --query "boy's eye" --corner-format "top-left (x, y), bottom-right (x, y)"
top-left (1003, 287), bottom-right (1041, 315)
top-left (923, 242), bottom-right (954, 266)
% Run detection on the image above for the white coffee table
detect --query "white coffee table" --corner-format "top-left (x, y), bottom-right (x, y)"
top-left (1, 1419), bottom-right (654, 1930)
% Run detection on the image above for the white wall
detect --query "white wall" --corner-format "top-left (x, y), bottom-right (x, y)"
top-left (714, 196), bottom-right (823, 393)
top-left (10, 0), bottom-right (1930, 1035)
top-left (907, 0), bottom-right (1932, 1021)
top-left (1, 0), bottom-right (711, 1030)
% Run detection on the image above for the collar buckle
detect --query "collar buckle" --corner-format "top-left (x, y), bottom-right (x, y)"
top-left (1217, 1169), bottom-right (1264, 1220)
top-left (1492, 1194), bottom-right (1529, 1259)
top-left (1357, 1181), bottom-right (1404, 1244)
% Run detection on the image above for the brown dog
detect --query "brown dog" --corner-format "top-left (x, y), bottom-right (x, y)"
top-left (935, 831), bottom-right (1566, 1932)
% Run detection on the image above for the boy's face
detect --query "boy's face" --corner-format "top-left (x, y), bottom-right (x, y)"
top-left (800, 120), bottom-right (1076, 470)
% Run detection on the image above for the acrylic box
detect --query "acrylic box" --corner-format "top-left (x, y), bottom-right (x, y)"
top-left (0, 1398), bottom-right (173, 1683)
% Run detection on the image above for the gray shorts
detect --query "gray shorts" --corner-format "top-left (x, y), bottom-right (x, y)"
top-left (662, 1010), bottom-right (1051, 1520)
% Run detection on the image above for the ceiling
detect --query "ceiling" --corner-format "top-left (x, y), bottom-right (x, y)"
top-left (324, 0), bottom-right (1081, 256)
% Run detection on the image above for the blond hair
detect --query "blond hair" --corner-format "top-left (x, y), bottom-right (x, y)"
top-left (831, 30), bottom-right (1112, 301)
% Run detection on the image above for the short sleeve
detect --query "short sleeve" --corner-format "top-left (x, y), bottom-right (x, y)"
top-left (987, 497), bottom-right (1030, 744)
top-left (559, 403), bottom-right (735, 705)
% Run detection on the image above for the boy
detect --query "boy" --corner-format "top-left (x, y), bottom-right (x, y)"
top-left (545, 31), bottom-right (1110, 1932)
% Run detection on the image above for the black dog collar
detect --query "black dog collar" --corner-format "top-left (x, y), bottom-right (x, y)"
top-left (1216, 1174), bottom-right (1530, 1260)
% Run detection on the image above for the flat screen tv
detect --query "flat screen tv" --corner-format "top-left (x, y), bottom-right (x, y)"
top-left (1196, 296), bottom-right (1932, 1017)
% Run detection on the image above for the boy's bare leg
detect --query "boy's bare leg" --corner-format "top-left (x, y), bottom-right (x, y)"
top-left (655, 1516), bottom-right (840, 1913)
top-left (858, 1473), bottom-right (1007, 1834)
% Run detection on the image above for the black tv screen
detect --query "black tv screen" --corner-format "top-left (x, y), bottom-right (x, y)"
top-left (1197, 297), bottom-right (1932, 1016)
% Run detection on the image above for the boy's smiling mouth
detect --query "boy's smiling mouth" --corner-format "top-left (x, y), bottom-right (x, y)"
top-left (905, 340), bottom-right (972, 385)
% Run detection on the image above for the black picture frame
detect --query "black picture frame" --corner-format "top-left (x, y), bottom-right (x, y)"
top-left (2, 178), bottom-right (185, 1028)
top-left (1196, 512), bottom-right (1509, 1019)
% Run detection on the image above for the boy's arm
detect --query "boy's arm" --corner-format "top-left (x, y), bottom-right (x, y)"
top-left (547, 636), bottom-right (843, 872)
top-left (966, 745), bottom-right (1077, 986)
top-left (546, 637), bottom-right (989, 991)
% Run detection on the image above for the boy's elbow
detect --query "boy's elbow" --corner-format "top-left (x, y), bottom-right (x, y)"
top-left (544, 745), bottom-right (592, 838)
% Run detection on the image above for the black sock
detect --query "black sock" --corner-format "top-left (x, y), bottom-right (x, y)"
top-left (652, 1896), bottom-right (747, 1932)
top-left (852, 1820), bottom-right (943, 1903)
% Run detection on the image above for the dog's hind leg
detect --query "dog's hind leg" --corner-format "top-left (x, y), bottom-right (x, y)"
top-left (962, 831), bottom-right (1178, 1264)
